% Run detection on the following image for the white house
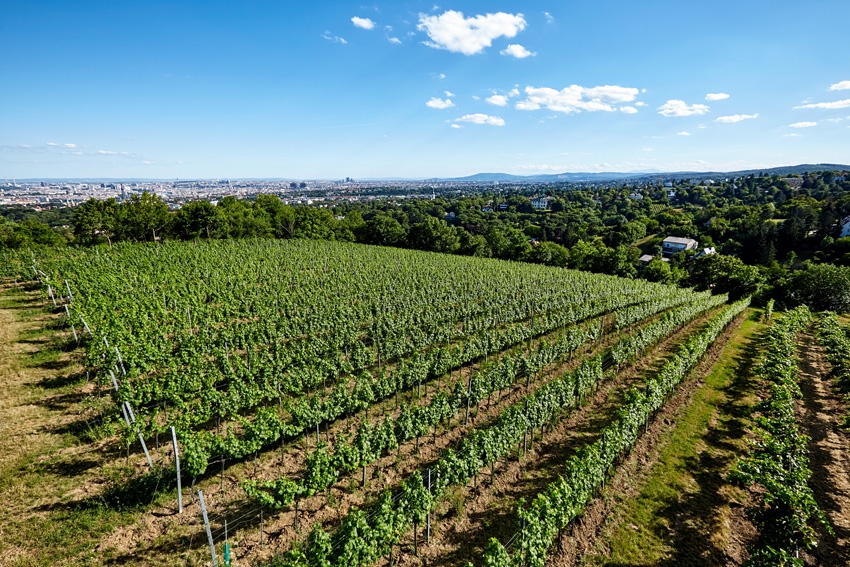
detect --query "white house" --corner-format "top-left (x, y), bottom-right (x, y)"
top-left (628, 192), bottom-right (644, 200)
top-left (662, 236), bottom-right (698, 256)
top-left (531, 196), bottom-right (551, 210)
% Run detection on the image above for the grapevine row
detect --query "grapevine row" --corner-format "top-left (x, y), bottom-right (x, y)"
top-left (732, 306), bottom-right (831, 567)
top-left (268, 295), bottom-right (730, 567)
top-left (479, 297), bottom-right (750, 567)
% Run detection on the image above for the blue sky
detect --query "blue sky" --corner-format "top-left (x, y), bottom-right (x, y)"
top-left (1, 1), bottom-right (849, 179)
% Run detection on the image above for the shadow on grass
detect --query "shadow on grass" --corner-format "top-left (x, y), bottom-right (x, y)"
top-left (651, 326), bottom-right (763, 567)
top-left (38, 369), bottom-right (86, 390)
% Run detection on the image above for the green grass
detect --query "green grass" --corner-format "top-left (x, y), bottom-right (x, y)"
top-left (0, 285), bottom-right (165, 567)
top-left (582, 309), bottom-right (763, 567)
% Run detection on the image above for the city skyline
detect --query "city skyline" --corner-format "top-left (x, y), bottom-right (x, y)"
top-left (2, 1), bottom-right (849, 179)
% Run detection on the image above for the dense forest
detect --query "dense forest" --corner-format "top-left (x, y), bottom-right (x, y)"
top-left (3, 169), bottom-right (850, 310)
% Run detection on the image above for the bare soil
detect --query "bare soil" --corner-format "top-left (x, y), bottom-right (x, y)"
top-left (795, 332), bottom-right (850, 566)
top-left (381, 308), bottom-right (723, 567)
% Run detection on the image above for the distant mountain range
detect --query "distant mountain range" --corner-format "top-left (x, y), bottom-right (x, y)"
top-left (438, 164), bottom-right (850, 184)
top-left (14, 164), bottom-right (850, 185)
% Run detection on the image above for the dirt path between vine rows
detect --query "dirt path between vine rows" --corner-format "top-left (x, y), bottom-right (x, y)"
top-left (385, 308), bottom-right (722, 567)
top-left (541, 310), bottom-right (750, 567)
top-left (795, 332), bottom-right (850, 566)
top-left (103, 313), bottom-right (630, 565)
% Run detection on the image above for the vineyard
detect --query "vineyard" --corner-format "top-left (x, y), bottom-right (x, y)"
top-left (0, 238), bottom-right (848, 567)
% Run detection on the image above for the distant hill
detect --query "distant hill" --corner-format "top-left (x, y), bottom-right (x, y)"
top-left (441, 164), bottom-right (850, 184)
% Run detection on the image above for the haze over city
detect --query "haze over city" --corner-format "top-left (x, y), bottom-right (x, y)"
top-left (2, 1), bottom-right (849, 179)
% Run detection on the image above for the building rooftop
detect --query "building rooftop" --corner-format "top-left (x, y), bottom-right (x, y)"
top-left (662, 236), bottom-right (698, 245)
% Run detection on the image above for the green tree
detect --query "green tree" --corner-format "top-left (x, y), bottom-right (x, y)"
top-left (363, 214), bottom-right (407, 247)
top-left (174, 200), bottom-right (219, 239)
top-left (687, 254), bottom-right (765, 300)
top-left (407, 216), bottom-right (460, 253)
top-left (115, 192), bottom-right (172, 242)
top-left (73, 197), bottom-right (119, 245)
top-left (786, 263), bottom-right (850, 312)
top-left (527, 241), bottom-right (569, 267)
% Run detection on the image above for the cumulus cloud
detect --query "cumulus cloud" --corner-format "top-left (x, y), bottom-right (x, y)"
top-left (388, 37), bottom-right (402, 44)
top-left (444, 90), bottom-right (455, 97)
top-left (789, 121), bottom-right (817, 128)
top-left (451, 124), bottom-right (462, 129)
top-left (500, 44), bottom-right (535, 58)
top-left (795, 99), bottom-right (850, 110)
top-left (677, 131), bottom-right (691, 136)
top-left (455, 113), bottom-right (505, 126)
top-left (620, 106), bottom-right (638, 114)
top-left (716, 113), bottom-right (758, 123)
top-left (634, 101), bottom-right (647, 107)
top-left (351, 16), bottom-right (376, 30)
top-left (705, 92), bottom-right (730, 101)
top-left (486, 94), bottom-right (508, 106)
top-left (658, 100), bottom-right (710, 117)
top-left (543, 11), bottom-right (554, 23)
top-left (417, 10), bottom-right (526, 55)
top-left (829, 81), bottom-right (850, 91)
top-left (322, 31), bottom-right (347, 44)
top-left (516, 84), bottom-right (640, 114)
top-left (426, 97), bottom-right (454, 109)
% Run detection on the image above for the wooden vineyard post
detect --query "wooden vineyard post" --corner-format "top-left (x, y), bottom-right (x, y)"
top-left (465, 373), bottom-right (472, 425)
top-left (198, 490), bottom-right (218, 567)
top-left (171, 426), bottom-right (183, 514)
top-left (426, 468), bottom-right (431, 544)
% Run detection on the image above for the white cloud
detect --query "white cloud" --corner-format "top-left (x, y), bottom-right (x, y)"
top-left (47, 142), bottom-right (76, 148)
top-left (417, 10), bottom-right (527, 55)
top-left (544, 11), bottom-right (554, 23)
top-left (789, 121), bottom-right (817, 128)
top-left (451, 124), bottom-right (462, 129)
top-left (829, 81), bottom-right (850, 91)
top-left (643, 147), bottom-right (653, 151)
top-left (351, 17), bottom-right (376, 30)
top-left (716, 113), bottom-right (758, 123)
top-left (658, 99), bottom-right (710, 117)
top-left (322, 31), bottom-right (347, 44)
top-left (142, 161), bottom-right (155, 165)
top-left (795, 99), bottom-right (850, 110)
top-left (620, 106), bottom-right (638, 114)
top-left (455, 113), bottom-right (505, 126)
top-left (784, 133), bottom-right (801, 138)
top-left (516, 84), bottom-right (640, 114)
top-left (97, 150), bottom-right (117, 155)
top-left (435, 73), bottom-right (446, 80)
top-left (500, 44), bottom-right (535, 58)
top-left (426, 97), bottom-right (454, 109)
top-left (677, 131), bottom-right (691, 136)
top-left (388, 37), bottom-right (402, 44)
top-left (472, 95), bottom-right (480, 100)
top-left (705, 92), bottom-right (730, 101)
top-left (509, 88), bottom-right (520, 97)
top-left (444, 90), bottom-right (455, 97)
top-left (486, 94), bottom-right (509, 106)
top-left (825, 117), bottom-right (844, 123)
top-left (634, 101), bottom-right (647, 107)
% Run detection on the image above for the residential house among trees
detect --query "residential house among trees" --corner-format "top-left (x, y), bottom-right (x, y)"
top-left (662, 236), bottom-right (698, 256)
